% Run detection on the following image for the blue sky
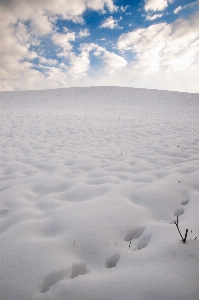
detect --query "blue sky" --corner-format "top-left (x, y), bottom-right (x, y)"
top-left (0, 0), bottom-right (199, 92)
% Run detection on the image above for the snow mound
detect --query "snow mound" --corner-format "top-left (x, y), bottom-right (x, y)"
top-left (0, 87), bottom-right (199, 300)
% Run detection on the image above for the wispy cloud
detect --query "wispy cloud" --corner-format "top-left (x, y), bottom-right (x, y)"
top-left (173, 6), bottom-right (182, 14)
top-left (117, 12), bottom-right (199, 70)
top-left (100, 16), bottom-right (122, 29)
top-left (77, 29), bottom-right (90, 38)
top-left (0, 0), bottom-right (198, 92)
top-left (145, 13), bottom-right (163, 20)
top-left (144, 0), bottom-right (173, 12)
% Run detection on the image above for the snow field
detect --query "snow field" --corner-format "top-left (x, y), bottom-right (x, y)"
top-left (0, 87), bottom-right (199, 300)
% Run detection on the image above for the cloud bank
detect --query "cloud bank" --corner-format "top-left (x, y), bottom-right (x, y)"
top-left (0, 0), bottom-right (199, 92)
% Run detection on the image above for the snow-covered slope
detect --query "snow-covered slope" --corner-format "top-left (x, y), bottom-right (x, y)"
top-left (0, 87), bottom-right (199, 300)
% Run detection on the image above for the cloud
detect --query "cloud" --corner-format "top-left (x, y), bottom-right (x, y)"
top-left (53, 42), bottom-right (127, 85)
top-left (0, 0), bottom-right (199, 93)
top-left (117, 12), bottom-right (199, 70)
top-left (0, 0), bottom-right (116, 21)
top-left (93, 46), bottom-right (127, 70)
top-left (145, 13), bottom-right (163, 20)
top-left (0, 0), bottom-right (117, 91)
top-left (67, 46), bottom-right (125, 77)
top-left (66, 52), bottom-right (91, 76)
top-left (0, 17), bottom-right (39, 91)
top-left (51, 33), bottom-right (127, 78)
top-left (86, 0), bottom-right (117, 12)
top-left (173, 1), bottom-right (199, 15)
top-left (100, 16), bottom-right (122, 29)
top-left (0, 0), bottom-right (116, 35)
top-left (120, 5), bottom-right (129, 12)
top-left (39, 57), bottom-right (58, 66)
top-left (116, 11), bottom-right (199, 92)
top-left (174, 6), bottom-right (182, 14)
top-left (52, 31), bottom-right (76, 52)
top-left (77, 29), bottom-right (90, 38)
top-left (144, 0), bottom-right (173, 12)
top-left (102, 51), bottom-right (127, 71)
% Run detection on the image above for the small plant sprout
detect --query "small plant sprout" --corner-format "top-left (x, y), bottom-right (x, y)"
top-left (174, 217), bottom-right (197, 243)
top-left (190, 230), bottom-right (198, 241)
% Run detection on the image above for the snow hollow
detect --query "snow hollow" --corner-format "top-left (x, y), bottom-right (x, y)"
top-left (0, 86), bottom-right (199, 300)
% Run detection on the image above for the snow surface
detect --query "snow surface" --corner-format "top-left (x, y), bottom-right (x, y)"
top-left (0, 86), bottom-right (199, 300)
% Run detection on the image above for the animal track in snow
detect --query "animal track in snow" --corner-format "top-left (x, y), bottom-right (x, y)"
top-left (105, 254), bottom-right (120, 268)
top-left (71, 263), bottom-right (87, 279)
top-left (181, 199), bottom-right (190, 206)
top-left (39, 263), bottom-right (87, 293)
top-left (40, 269), bottom-right (68, 293)
top-left (125, 226), bottom-right (152, 251)
top-left (174, 208), bottom-right (184, 217)
top-left (124, 226), bottom-right (146, 241)
top-left (0, 208), bottom-right (10, 217)
top-left (172, 200), bottom-right (189, 221)
top-left (136, 234), bottom-right (152, 250)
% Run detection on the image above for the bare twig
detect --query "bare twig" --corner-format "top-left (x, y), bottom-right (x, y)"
top-left (174, 217), bottom-right (183, 241)
top-left (183, 229), bottom-right (188, 243)
top-left (174, 217), bottom-right (188, 243)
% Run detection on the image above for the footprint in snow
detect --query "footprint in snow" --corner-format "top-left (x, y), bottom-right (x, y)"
top-left (125, 226), bottom-right (152, 251)
top-left (173, 199), bottom-right (190, 218)
top-left (39, 263), bottom-right (87, 294)
top-left (105, 254), bottom-right (120, 269)
top-left (174, 207), bottom-right (184, 218)
top-left (136, 234), bottom-right (152, 250)
top-left (0, 208), bottom-right (10, 217)
top-left (124, 226), bottom-right (146, 241)
top-left (171, 200), bottom-right (189, 224)
top-left (181, 199), bottom-right (190, 206)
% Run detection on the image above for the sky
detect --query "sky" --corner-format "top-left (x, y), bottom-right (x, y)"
top-left (0, 0), bottom-right (199, 93)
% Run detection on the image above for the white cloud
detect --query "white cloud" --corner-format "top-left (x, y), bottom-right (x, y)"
top-left (146, 13), bottom-right (163, 20)
top-left (0, 0), bottom-right (116, 22)
top-left (145, 0), bottom-right (173, 12)
top-left (174, 6), bottom-right (182, 14)
top-left (93, 47), bottom-right (127, 69)
top-left (77, 29), bottom-right (90, 38)
top-left (52, 31), bottom-right (76, 52)
top-left (81, 43), bottom-right (127, 72)
top-left (63, 46), bottom-right (91, 76)
top-left (116, 12), bottom-right (199, 92)
top-left (39, 57), bottom-right (58, 66)
top-left (0, 0), bottom-right (199, 93)
top-left (53, 42), bottom-right (127, 80)
top-left (30, 13), bottom-right (53, 36)
top-left (70, 52), bottom-right (90, 76)
top-left (100, 16), bottom-right (122, 29)
top-left (120, 5), bottom-right (129, 12)
top-left (86, 0), bottom-right (117, 12)
top-left (117, 12), bottom-right (199, 70)
top-left (46, 43), bottom-right (127, 84)
top-left (0, 0), bottom-right (116, 91)
top-left (102, 51), bottom-right (127, 70)
top-left (173, 1), bottom-right (199, 15)
top-left (0, 19), bottom-right (38, 91)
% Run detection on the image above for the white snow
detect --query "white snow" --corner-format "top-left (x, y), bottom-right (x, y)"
top-left (0, 86), bottom-right (199, 300)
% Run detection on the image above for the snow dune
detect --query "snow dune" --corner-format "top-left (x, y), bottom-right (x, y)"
top-left (0, 87), bottom-right (199, 300)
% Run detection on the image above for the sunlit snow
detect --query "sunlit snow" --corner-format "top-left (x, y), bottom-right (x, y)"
top-left (0, 87), bottom-right (199, 300)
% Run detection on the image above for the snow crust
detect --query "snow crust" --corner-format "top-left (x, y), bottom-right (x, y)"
top-left (0, 86), bottom-right (199, 300)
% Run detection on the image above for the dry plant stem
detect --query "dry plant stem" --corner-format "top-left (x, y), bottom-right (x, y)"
top-left (174, 217), bottom-right (188, 243)
top-left (183, 229), bottom-right (188, 243)
top-left (174, 217), bottom-right (183, 240)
